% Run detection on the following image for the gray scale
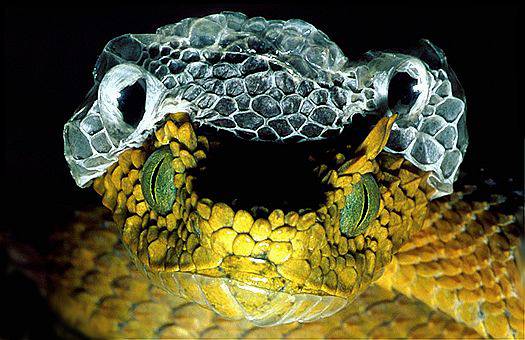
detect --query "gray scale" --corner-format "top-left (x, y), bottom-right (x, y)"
top-left (64, 11), bottom-right (468, 198)
top-left (384, 66), bottom-right (467, 196)
top-left (134, 41), bottom-right (360, 142)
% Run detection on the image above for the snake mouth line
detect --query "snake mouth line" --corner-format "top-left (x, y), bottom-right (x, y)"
top-left (138, 269), bottom-right (348, 327)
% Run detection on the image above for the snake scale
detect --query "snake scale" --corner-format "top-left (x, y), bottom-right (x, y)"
top-left (11, 12), bottom-right (525, 338)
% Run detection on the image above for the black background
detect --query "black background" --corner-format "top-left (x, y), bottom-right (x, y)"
top-left (2, 3), bottom-right (523, 338)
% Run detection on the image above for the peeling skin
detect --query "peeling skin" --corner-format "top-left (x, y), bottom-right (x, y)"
top-left (64, 12), bottom-right (467, 197)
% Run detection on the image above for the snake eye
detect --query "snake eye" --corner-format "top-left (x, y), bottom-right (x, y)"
top-left (141, 148), bottom-right (176, 214)
top-left (118, 78), bottom-right (146, 128)
top-left (340, 174), bottom-right (380, 237)
top-left (388, 71), bottom-right (420, 116)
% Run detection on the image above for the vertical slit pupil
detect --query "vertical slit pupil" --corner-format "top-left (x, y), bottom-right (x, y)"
top-left (118, 78), bottom-right (147, 128)
top-left (150, 158), bottom-right (163, 204)
top-left (357, 185), bottom-right (369, 227)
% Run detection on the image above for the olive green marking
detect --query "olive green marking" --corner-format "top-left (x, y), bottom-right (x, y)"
top-left (340, 180), bottom-right (365, 236)
top-left (340, 174), bottom-right (380, 237)
top-left (141, 148), bottom-right (177, 214)
top-left (359, 174), bottom-right (380, 231)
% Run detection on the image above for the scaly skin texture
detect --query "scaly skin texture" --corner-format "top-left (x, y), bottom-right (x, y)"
top-left (376, 190), bottom-right (524, 338)
top-left (47, 209), bottom-right (480, 338)
top-left (43, 115), bottom-right (523, 338)
top-left (87, 114), bottom-right (438, 321)
top-left (46, 191), bottom-right (523, 338)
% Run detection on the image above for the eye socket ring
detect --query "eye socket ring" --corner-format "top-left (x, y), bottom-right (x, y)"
top-left (117, 78), bottom-right (147, 128)
top-left (388, 71), bottom-right (420, 116)
top-left (386, 58), bottom-right (430, 119)
top-left (98, 63), bottom-right (166, 144)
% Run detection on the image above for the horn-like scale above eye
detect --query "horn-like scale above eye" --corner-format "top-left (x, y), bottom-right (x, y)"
top-left (340, 174), bottom-right (380, 237)
top-left (141, 148), bottom-right (177, 214)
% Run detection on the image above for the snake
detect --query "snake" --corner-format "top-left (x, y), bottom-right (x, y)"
top-left (14, 11), bottom-right (523, 338)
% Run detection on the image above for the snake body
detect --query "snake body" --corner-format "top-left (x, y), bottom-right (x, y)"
top-left (47, 185), bottom-right (522, 338)
top-left (24, 11), bottom-right (525, 338)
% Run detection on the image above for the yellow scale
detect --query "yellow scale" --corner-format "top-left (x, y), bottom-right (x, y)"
top-left (42, 113), bottom-right (524, 338)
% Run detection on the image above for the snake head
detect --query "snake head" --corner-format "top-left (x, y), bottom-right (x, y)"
top-left (63, 12), bottom-right (467, 326)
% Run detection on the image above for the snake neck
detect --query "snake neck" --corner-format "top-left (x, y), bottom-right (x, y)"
top-left (376, 188), bottom-right (524, 338)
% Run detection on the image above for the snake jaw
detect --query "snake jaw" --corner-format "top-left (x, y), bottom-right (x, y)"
top-left (92, 111), bottom-right (435, 325)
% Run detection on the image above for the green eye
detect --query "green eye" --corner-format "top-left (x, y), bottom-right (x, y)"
top-left (340, 174), bottom-right (380, 237)
top-left (141, 148), bottom-right (176, 215)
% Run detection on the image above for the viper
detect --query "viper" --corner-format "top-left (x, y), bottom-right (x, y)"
top-left (13, 12), bottom-right (525, 338)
